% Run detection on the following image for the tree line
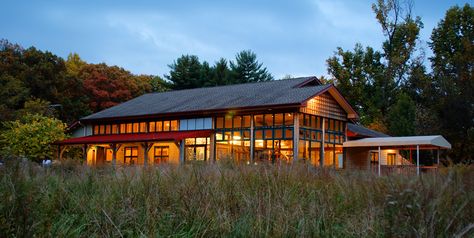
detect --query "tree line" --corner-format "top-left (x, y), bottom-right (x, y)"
top-left (0, 1), bottom-right (472, 163)
top-left (326, 2), bottom-right (472, 163)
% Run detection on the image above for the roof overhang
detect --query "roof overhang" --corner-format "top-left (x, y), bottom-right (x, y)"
top-left (343, 135), bottom-right (451, 149)
top-left (54, 130), bottom-right (214, 145)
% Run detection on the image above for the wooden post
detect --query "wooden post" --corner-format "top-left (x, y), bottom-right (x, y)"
top-left (209, 133), bottom-right (216, 163)
top-left (378, 146), bottom-right (381, 176)
top-left (179, 139), bottom-right (185, 164)
top-left (320, 118), bottom-right (325, 167)
top-left (109, 143), bottom-right (121, 169)
top-left (250, 114), bottom-right (255, 164)
top-left (416, 145), bottom-right (420, 176)
top-left (437, 148), bottom-right (440, 166)
top-left (293, 113), bottom-right (299, 163)
top-left (141, 142), bottom-right (154, 168)
top-left (83, 144), bottom-right (88, 162)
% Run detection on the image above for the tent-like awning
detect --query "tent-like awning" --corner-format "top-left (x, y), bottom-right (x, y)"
top-left (54, 130), bottom-right (214, 145)
top-left (343, 135), bottom-right (451, 149)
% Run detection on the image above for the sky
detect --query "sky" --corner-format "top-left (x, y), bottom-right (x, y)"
top-left (1, 0), bottom-right (470, 79)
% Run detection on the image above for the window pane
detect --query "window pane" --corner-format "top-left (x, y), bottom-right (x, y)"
top-left (94, 125), bottom-right (99, 135)
top-left (254, 115), bottom-right (264, 127)
top-left (311, 116), bottom-right (317, 128)
top-left (140, 122), bottom-right (147, 133)
top-left (163, 121), bottom-right (170, 131)
top-left (264, 129), bottom-right (273, 139)
top-left (304, 115), bottom-right (311, 127)
top-left (242, 116), bottom-right (251, 127)
top-left (233, 131), bottom-right (241, 140)
top-left (132, 148), bottom-right (138, 156)
top-left (157, 121), bottom-right (163, 131)
top-left (127, 123), bottom-right (133, 133)
top-left (99, 125), bottom-right (105, 134)
top-left (132, 123), bottom-right (139, 133)
top-left (120, 124), bottom-right (126, 134)
top-left (105, 125), bottom-right (111, 134)
top-left (274, 114), bottom-right (284, 126)
top-left (216, 132), bottom-right (223, 141)
top-left (216, 117), bottom-right (224, 128)
top-left (284, 113), bottom-right (294, 126)
top-left (243, 130), bottom-right (251, 140)
top-left (233, 116), bottom-right (242, 128)
top-left (112, 124), bottom-right (118, 134)
top-left (196, 137), bottom-right (207, 144)
top-left (224, 116), bottom-right (232, 129)
top-left (285, 128), bottom-right (293, 139)
top-left (149, 122), bottom-right (156, 132)
top-left (264, 114), bottom-right (273, 127)
top-left (170, 120), bottom-right (178, 131)
top-left (274, 129), bottom-right (283, 139)
top-left (311, 131), bottom-right (317, 141)
top-left (299, 114), bottom-right (304, 127)
top-left (255, 130), bottom-right (263, 139)
top-left (185, 138), bottom-right (195, 145)
top-left (162, 148), bottom-right (169, 156)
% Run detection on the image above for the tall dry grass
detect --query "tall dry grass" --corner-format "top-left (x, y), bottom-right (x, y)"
top-left (0, 159), bottom-right (472, 237)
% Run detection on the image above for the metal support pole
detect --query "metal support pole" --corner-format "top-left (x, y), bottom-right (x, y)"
top-left (293, 113), bottom-right (299, 163)
top-left (321, 118), bottom-right (325, 167)
top-left (378, 146), bottom-right (381, 176)
top-left (437, 148), bottom-right (440, 166)
top-left (179, 139), bottom-right (185, 164)
top-left (250, 114), bottom-right (255, 164)
top-left (416, 145), bottom-right (420, 176)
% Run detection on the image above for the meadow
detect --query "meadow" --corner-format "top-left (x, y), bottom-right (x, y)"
top-left (1, 160), bottom-right (472, 237)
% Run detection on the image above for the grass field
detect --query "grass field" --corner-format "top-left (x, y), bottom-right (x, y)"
top-left (1, 160), bottom-right (473, 237)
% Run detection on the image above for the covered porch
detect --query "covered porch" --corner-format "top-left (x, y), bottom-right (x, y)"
top-left (343, 135), bottom-right (452, 175)
top-left (54, 130), bottom-right (214, 167)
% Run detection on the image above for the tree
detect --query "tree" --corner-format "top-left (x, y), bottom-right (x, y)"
top-left (65, 52), bottom-right (86, 77)
top-left (429, 4), bottom-right (474, 162)
top-left (166, 55), bottom-right (203, 89)
top-left (372, 0), bottom-right (423, 115)
top-left (209, 58), bottom-right (231, 86)
top-left (150, 76), bottom-right (171, 92)
top-left (1, 114), bottom-right (66, 162)
top-left (80, 64), bottom-right (134, 112)
top-left (327, 0), bottom-right (422, 135)
top-left (326, 44), bottom-right (386, 126)
top-left (229, 50), bottom-right (273, 83)
top-left (387, 93), bottom-right (416, 136)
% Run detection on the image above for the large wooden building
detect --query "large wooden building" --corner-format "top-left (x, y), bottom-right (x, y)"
top-left (57, 77), bottom-right (450, 172)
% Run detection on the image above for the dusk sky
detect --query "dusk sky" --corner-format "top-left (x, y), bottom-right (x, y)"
top-left (1, 0), bottom-right (470, 79)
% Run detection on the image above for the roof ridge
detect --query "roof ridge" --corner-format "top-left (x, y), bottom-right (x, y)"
top-left (146, 76), bottom-right (318, 96)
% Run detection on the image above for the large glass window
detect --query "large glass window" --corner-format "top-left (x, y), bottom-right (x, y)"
top-left (154, 146), bottom-right (169, 164)
top-left (124, 147), bottom-right (138, 165)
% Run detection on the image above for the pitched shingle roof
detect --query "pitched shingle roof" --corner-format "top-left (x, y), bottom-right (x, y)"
top-left (82, 77), bottom-right (331, 121)
top-left (347, 123), bottom-right (389, 138)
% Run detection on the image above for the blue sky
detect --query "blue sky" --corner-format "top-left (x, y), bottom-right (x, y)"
top-left (1, 0), bottom-right (470, 79)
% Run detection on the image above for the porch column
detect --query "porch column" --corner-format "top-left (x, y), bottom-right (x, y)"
top-left (179, 139), bottom-right (185, 164)
top-left (209, 133), bottom-right (216, 163)
top-left (416, 145), bottom-right (420, 176)
top-left (378, 146), bottom-right (381, 176)
top-left (437, 148), bottom-right (440, 166)
top-left (141, 142), bottom-right (154, 168)
top-left (82, 144), bottom-right (88, 162)
top-left (250, 114), bottom-right (255, 164)
top-left (293, 112), bottom-right (299, 163)
top-left (109, 143), bottom-right (121, 168)
top-left (320, 118), bottom-right (325, 167)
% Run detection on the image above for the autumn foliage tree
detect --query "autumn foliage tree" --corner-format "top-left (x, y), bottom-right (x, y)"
top-left (1, 114), bottom-right (67, 162)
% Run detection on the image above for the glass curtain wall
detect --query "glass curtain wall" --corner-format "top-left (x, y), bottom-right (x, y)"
top-left (254, 113), bottom-right (293, 164)
top-left (215, 115), bottom-right (251, 163)
top-left (299, 114), bottom-right (345, 167)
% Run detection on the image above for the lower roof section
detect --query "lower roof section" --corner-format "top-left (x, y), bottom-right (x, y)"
top-left (55, 130), bottom-right (213, 145)
top-left (343, 135), bottom-right (451, 149)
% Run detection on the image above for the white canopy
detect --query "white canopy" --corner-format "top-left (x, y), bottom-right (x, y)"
top-left (343, 135), bottom-right (451, 149)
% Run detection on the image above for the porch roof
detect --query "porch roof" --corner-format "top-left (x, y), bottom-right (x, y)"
top-left (342, 135), bottom-right (451, 149)
top-left (54, 130), bottom-right (213, 145)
